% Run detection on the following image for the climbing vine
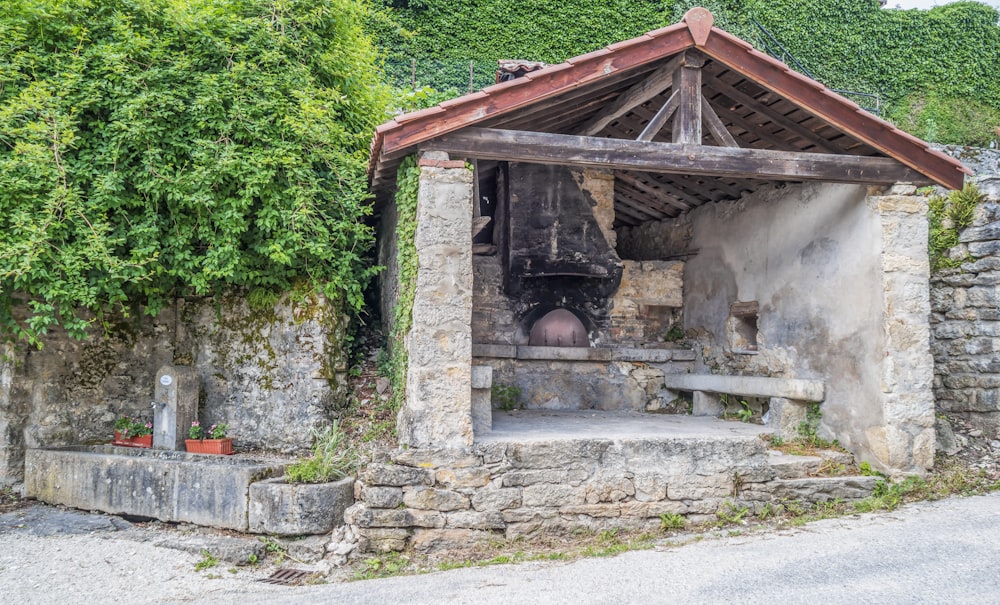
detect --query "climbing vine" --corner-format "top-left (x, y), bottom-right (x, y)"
top-left (385, 155), bottom-right (420, 415)
top-left (0, 0), bottom-right (389, 346)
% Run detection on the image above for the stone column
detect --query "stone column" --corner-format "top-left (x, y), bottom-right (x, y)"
top-left (398, 152), bottom-right (475, 448)
top-left (866, 185), bottom-right (936, 472)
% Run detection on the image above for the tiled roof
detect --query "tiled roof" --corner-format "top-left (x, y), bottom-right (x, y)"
top-left (369, 7), bottom-right (969, 200)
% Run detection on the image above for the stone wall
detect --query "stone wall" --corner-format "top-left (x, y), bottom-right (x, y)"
top-left (0, 294), bottom-right (348, 484)
top-left (344, 441), bottom-right (875, 554)
top-left (930, 148), bottom-right (1000, 437)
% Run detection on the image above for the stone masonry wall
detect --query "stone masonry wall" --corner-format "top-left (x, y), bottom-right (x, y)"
top-left (344, 441), bottom-right (876, 554)
top-left (930, 148), bottom-right (1000, 437)
top-left (0, 294), bottom-right (348, 484)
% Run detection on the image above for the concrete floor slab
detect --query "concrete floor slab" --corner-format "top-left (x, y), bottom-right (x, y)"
top-left (478, 410), bottom-right (772, 442)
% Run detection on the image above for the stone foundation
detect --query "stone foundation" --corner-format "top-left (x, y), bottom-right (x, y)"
top-left (345, 440), bottom-right (877, 553)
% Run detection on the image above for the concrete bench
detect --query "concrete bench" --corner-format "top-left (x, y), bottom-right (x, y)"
top-left (661, 374), bottom-right (825, 439)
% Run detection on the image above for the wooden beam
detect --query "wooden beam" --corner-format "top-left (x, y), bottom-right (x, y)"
top-left (702, 78), bottom-right (841, 153)
top-left (614, 180), bottom-right (682, 216)
top-left (617, 171), bottom-right (696, 210)
top-left (700, 32), bottom-right (965, 189)
top-left (672, 53), bottom-right (704, 144)
top-left (577, 54), bottom-right (685, 136)
top-left (701, 96), bottom-right (740, 148)
top-left (637, 90), bottom-right (680, 142)
top-left (422, 128), bottom-right (935, 185)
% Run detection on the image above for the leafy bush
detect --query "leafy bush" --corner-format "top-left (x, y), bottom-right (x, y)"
top-left (0, 0), bottom-right (389, 346)
top-left (285, 421), bottom-right (360, 483)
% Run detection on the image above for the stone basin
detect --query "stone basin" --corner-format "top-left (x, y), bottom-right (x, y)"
top-left (25, 446), bottom-right (287, 531)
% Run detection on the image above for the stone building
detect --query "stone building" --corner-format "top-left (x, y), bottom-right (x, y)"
top-left (355, 8), bottom-right (970, 551)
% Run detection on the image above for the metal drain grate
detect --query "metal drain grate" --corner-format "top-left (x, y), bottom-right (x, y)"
top-left (258, 568), bottom-right (318, 586)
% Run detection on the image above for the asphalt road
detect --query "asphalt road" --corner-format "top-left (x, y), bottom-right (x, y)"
top-left (2, 492), bottom-right (999, 604)
top-left (234, 492), bottom-right (1000, 605)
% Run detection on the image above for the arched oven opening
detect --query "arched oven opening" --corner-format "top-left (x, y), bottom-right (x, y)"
top-left (528, 308), bottom-right (589, 347)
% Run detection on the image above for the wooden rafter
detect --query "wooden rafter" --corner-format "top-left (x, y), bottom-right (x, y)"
top-left (701, 96), bottom-right (739, 147)
top-left (423, 128), bottom-right (935, 185)
top-left (702, 78), bottom-right (840, 153)
top-left (577, 53), bottom-right (685, 136)
top-left (637, 90), bottom-right (680, 142)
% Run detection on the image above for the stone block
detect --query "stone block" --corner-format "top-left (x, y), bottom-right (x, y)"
top-left (769, 476), bottom-right (879, 502)
top-left (471, 488), bottom-right (522, 511)
top-left (403, 486), bottom-right (470, 511)
top-left (363, 508), bottom-right (445, 529)
top-left (766, 397), bottom-right (809, 440)
top-left (361, 486), bottom-right (403, 509)
top-left (633, 474), bottom-right (668, 502)
top-left (692, 391), bottom-right (723, 417)
top-left (522, 483), bottom-right (586, 507)
top-left (501, 469), bottom-right (589, 487)
top-left (506, 440), bottom-right (609, 469)
top-left (392, 448), bottom-right (481, 469)
top-left (584, 478), bottom-right (635, 503)
top-left (666, 474), bottom-right (733, 500)
top-left (357, 528), bottom-right (411, 553)
top-left (248, 476), bottom-right (354, 536)
top-left (619, 500), bottom-right (688, 517)
top-left (446, 510), bottom-right (506, 529)
top-left (362, 463), bottom-right (434, 487)
top-left (558, 503), bottom-right (621, 517)
top-left (471, 365), bottom-right (493, 389)
top-left (502, 507), bottom-right (558, 524)
top-left (24, 446), bottom-right (284, 531)
top-left (411, 529), bottom-right (492, 554)
top-left (435, 466), bottom-right (491, 488)
top-left (472, 343), bottom-right (517, 358)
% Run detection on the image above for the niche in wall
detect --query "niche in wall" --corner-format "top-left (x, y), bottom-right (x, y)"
top-left (727, 301), bottom-right (759, 353)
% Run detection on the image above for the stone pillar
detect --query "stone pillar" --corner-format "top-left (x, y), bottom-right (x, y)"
top-left (153, 365), bottom-right (199, 451)
top-left (866, 185), bottom-right (936, 472)
top-left (398, 152), bottom-right (475, 448)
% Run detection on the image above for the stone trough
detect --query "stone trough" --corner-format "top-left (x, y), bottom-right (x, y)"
top-left (25, 446), bottom-right (289, 531)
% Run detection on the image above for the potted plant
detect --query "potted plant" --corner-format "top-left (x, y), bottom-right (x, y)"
top-left (185, 421), bottom-right (234, 455)
top-left (112, 416), bottom-right (153, 448)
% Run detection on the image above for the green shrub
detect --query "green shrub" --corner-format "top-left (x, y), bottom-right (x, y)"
top-left (285, 421), bottom-right (360, 483)
top-left (0, 0), bottom-right (389, 346)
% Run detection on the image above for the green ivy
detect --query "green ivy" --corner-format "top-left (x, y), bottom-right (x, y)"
top-left (385, 155), bottom-right (420, 416)
top-left (370, 0), bottom-right (1000, 146)
top-left (0, 0), bottom-right (389, 346)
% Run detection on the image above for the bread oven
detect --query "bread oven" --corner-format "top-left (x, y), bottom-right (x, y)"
top-left (471, 162), bottom-right (691, 413)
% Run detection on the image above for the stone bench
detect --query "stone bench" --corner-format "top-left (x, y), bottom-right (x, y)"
top-left (661, 374), bottom-right (825, 439)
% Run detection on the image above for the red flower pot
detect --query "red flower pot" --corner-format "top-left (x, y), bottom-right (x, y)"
top-left (113, 431), bottom-right (153, 448)
top-left (185, 438), bottom-right (234, 455)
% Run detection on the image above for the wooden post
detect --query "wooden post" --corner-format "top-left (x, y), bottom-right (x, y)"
top-left (672, 52), bottom-right (705, 145)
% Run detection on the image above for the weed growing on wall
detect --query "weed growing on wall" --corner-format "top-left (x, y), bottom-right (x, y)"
top-left (928, 182), bottom-right (985, 271)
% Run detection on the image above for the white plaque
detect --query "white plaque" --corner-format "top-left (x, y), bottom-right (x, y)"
top-left (160, 375), bottom-right (173, 386)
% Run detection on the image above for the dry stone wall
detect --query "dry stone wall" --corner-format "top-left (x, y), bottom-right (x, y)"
top-left (930, 147), bottom-right (1000, 438)
top-left (0, 294), bottom-right (348, 483)
top-left (344, 440), bottom-right (876, 554)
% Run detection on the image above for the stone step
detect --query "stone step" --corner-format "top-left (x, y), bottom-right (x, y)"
top-left (767, 476), bottom-right (879, 503)
top-left (767, 449), bottom-right (855, 479)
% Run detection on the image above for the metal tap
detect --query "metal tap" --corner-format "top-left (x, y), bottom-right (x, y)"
top-left (151, 400), bottom-right (167, 409)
